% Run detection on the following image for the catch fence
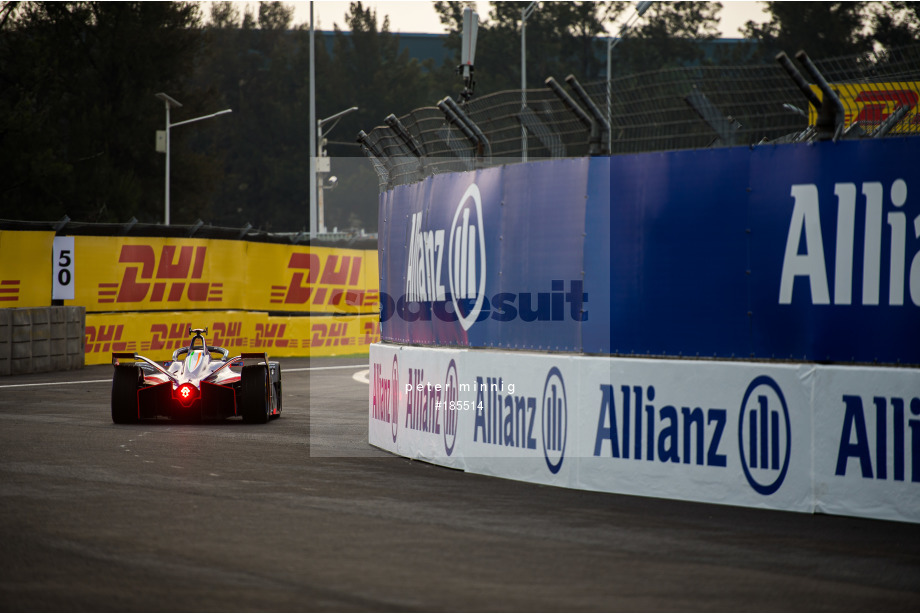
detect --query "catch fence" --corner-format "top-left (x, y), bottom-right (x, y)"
top-left (358, 44), bottom-right (920, 191)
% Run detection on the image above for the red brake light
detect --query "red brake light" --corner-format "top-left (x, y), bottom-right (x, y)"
top-left (174, 383), bottom-right (200, 407)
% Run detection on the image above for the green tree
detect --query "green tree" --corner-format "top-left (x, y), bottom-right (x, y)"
top-left (867, 1), bottom-right (920, 51)
top-left (257, 1), bottom-right (293, 31)
top-left (0, 1), bottom-right (214, 223)
top-left (195, 1), bottom-right (405, 232)
top-left (317, 2), bottom-right (440, 231)
top-left (740, 2), bottom-right (873, 61)
top-left (193, 1), bottom-right (311, 231)
top-left (432, 2), bottom-right (726, 94)
top-left (614, 2), bottom-right (723, 75)
top-left (433, 1), bottom-right (624, 95)
top-left (323, 2), bottom-right (435, 133)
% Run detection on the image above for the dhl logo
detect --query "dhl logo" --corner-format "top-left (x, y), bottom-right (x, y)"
top-left (99, 245), bottom-right (222, 304)
top-left (212, 321), bottom-right (246, 348)
top-left (86, 324), bottom-right (134, 354)
top-left (809, 82), bottom-right (920, 133)
top-left (308, 320), bottom-right (380, 348)
top-left (270, 252), bottom-right (378, 310)
top-left (253, 323), bottom-right (293, 348)
top-left (362, 321), bottom-right (381, 345)
top-left (86, 322), bottom-right (249, 356)
top-left (142, 322), bottom-right (193, 352)
top-left (0, 280), bottom-right (20, 302)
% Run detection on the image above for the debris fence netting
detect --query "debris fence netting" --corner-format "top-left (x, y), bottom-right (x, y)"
top-left (358, 44), bottom-right (920, 191)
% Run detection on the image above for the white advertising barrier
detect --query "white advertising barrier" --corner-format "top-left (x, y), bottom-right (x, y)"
top-left (368, 344), bottom-right (467, 471)
top-left (369, 344), bottom-right (920, 522)
top-left (576, 356), bottom-right (815, 513)
top-left (814, 366), bottom-right (920, 523)
top-left (369, 344), bottom-right (826, 515)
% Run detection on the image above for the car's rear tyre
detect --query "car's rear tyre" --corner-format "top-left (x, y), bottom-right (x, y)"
top-left (112, 365), bottom-right (140, 424)
top-left (241, 364), bottom-right (270, 424)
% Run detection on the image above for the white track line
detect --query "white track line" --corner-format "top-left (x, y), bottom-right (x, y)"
top-left (0, 379), bottom-right (111, 389)
top-left (284, 365), bottom-right (367, 373)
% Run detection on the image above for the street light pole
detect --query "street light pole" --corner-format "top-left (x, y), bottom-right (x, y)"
top-left (156, 93), bottom-right (181, 226)
top-left (155, 93), bottom-right (231, 226)
top-left (309, 1), bottom-right (317, 238)
top-left (316, 106), bottom-right (358, 234)
top-left (521, 2), bottom-right (537, 163)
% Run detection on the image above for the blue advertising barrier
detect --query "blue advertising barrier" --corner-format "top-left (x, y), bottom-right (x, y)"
top-left (377, 137), bottom-right (920, 364)
top-left (379, 158), bottom-right (591, 351)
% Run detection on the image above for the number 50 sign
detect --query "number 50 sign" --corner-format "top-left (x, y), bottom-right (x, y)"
top-left (52, 236), bottom-right (75, 300)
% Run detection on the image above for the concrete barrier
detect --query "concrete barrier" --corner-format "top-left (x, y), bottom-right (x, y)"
top-left (0, 307), bottom-right (85, 375)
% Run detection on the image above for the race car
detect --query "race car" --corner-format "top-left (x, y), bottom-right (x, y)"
top-left (111, 327), bottom-right (281, 424)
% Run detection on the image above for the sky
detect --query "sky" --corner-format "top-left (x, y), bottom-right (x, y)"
top-left (282, 1), bottom-right (770, 38)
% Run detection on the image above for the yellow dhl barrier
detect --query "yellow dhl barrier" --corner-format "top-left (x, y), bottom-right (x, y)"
top-left (70, 237), bottom-right (378, 314)
top-left (808, 81), bottom-right (920, 133)
top-left (0, 230), bottom-right (54, 308)
top-left (2, 231), bottom-right (382, 362)
top-left (84, 311), bottom-right (380, 365)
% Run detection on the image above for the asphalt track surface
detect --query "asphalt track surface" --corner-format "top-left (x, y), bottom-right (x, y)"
top-left (1, 356), bottom-right (918, 612)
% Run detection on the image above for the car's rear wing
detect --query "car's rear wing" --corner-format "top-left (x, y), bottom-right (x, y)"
top-left (111, 352), bottom-right (136, 366)
top-left (240, 352), bottom-right (269, 363)
top-left (112, 352), bottom-right (178, 384)
top-left (202, 352), bottom-right (269, 383)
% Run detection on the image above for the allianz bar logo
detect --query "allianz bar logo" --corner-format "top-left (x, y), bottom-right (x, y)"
top-left (779, 178), bottom-right (919, 307)
top-left (593, 372), bottom-right (920, 494)
top-left (400, 182), bottom-right (587, 328)
top-left (404, 183), bottom-right (486, 331)
top-left (593, 375), bottom-right (791, 496)
top-left (471, 367), bottom-right (568, 474)
top-left (836, 393), bottom-right (920, 483)
top-left (370, 355), bottom-right (569, 473)
top-left (371, 355), bottom-right (400, 443)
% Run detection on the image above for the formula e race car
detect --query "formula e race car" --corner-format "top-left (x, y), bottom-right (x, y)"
top-left (111, 328), bottom-right (281, 424)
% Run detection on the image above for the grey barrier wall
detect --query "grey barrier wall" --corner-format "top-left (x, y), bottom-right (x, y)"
top-left (0, 307), bottom-right (85, 375)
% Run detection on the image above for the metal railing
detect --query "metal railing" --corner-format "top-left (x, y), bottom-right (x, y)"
top-left (358, 43), bottom-right (920, 191)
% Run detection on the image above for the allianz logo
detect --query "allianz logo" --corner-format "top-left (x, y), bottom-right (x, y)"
top-left (780, 179), bottom-right (919, 307)
top-left (371, 356), bottom-right (400, 443)
top-left (403, 183), bottom-right (588, 328)
top-left (593, 375), bottom-right (792, 495)
top-left (473, 366), bottom-right (568, 475)
top-left (405, 184), bottom-right (487, 331)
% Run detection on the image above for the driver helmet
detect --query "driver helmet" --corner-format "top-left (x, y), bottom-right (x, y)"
top-left (185, 349), bottom-right (207, 375)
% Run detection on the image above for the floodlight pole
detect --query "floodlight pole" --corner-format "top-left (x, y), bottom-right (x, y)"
top-left (156, 92), bottom-right (231, 226)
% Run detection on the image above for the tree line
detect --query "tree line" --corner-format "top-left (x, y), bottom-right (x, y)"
top-left (1, 1), bottom-right (916, 232)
